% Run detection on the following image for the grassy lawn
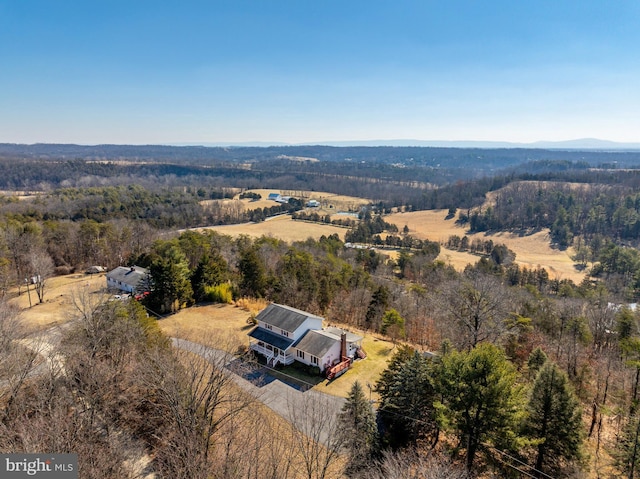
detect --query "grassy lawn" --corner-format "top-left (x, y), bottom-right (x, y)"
top-left (314, 332), bottom-right (396, 400)
top-left (157, 302), bottom-right (259, 352)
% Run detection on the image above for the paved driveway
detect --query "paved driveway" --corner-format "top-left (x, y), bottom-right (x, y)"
top-left (171, 338), bottom-right (346, 445)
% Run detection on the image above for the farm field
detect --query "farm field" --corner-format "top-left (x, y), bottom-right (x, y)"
top-left (201, 188), bottom-right (370, 214)
top-left (386, 209), bottom-right (585, 283)
top-left (204, 204), bottom-right (584, 282)
top-left (201, 214), bottom-right (350, 242)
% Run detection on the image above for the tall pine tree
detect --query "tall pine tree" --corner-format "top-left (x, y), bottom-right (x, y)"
top-left (524, 361), bottom-right (584, 478)
top-left (339, 381), bottom-right (378, 476)
top-left (377, 351), bottom-right (438, 449)
top-left (436, 343), bottom-right (522, 471)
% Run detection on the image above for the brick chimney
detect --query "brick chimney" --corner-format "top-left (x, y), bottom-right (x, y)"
top-left (340, 331), bottom-right (347, 361)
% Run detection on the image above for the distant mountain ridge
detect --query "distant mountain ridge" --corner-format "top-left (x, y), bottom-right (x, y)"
top-left (3, 138), bottom-right (640, 150)
top-left (295, 138), bottom-right (640, 150)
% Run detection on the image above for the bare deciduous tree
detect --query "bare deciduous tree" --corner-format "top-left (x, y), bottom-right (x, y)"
top-left (287, 391), bottom-right (347, 479)
top-left (439, 272), bottom-right (511, 350)
top-left (361, 449), bottom-right (470, 479)
top-left (148, 341), bottom-right (257, 479)
top-left (0, 301), bottom-right (40, 421)
top-left (28, 247), bottom-right (54, 303)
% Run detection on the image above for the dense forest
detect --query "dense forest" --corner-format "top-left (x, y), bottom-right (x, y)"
top-left (5, 144), bottom-right (640, 477)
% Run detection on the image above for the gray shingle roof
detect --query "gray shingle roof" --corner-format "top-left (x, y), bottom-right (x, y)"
top-left (256, 303), bottom-right (323, 333)
top-left (107, 266), bottom-right (149, 289)
top-left (248, 327), bottom-right (294, 351)
top-left (323, 327), bottom-right (362, 343)
top-left (293, 330), bottom-right (337, 358)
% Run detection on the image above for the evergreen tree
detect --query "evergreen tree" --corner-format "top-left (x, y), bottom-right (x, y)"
top-left (377, 351), bottom-right (438, 449)
top-left (436, 343), bottom-right (522, 471)
top-left (237, 245), bottom-right (267, 298)
top-left (523, 361), bottom-right (584, 478)
top-left (527, 347), bottom-right (548, 379)
top-left (190, 253), bottom-right (228, 302)
top-left (146, 241), bottom-right (194, 314)
top-left (380, 308), bottom-right (406, 344)
top-left (375, 344), bottom-right (415, 400)
top-left (618, 306), bottom-right (639, 343)
top-left (339, 381), bottom-right (379, 476)
top-left (365, 285), bottom-right (389, 331)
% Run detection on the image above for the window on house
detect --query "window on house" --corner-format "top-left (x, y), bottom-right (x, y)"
top-left (297, 350), bottom-right (305, 359)
top-left (311, 356), bottom-right (318, 365)
top-left (281, 329), bottom-right (288, 337)
top-left (265, 324), bottom-right (272, 331)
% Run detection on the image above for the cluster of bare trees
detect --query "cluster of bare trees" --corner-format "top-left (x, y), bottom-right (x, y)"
top-left (0, 291), bottom-right (345, 478)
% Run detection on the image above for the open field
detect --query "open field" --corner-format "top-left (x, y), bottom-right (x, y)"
top-left (9, 273), bottom-right (108, 331)
top-left (201, 214), bottom-right (350, 242)
top-left (386, 209), bottom-right (585, 282)
top-left (157, 303), bottom-right (257, 350)
top-left (204, 207), bottom-right (584, 282)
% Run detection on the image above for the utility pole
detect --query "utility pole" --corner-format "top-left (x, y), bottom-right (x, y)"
top-left (24, 277), bottom-right (32, 308)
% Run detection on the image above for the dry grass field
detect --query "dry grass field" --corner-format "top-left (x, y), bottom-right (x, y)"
top-left (198, 188), bottom-right (370, 242)
top-left (386, 209), bottom-right (585, 282)
top-left (201, 188), bottom-right (583, 282)
top-left (201, 214), bottom-right (351, 242)
top-left (157, 302), bottom-right (258, 351)
top-left (9, 273), bottom-right (108, 331)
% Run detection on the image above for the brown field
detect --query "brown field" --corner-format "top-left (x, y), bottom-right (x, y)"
top-left (386, 209), bottom-right (585, 282)
top-left (157, 302), bottom-right (257, 351)
top-left (200, 214), bottom-right (351, 242)
top-left (10, 273), bottom-right (109, 331)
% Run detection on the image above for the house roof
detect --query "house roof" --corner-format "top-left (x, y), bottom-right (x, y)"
top-left (322, 327), bottom-right (362, 343)
top-left (292, 330), bottom-right (338, 358)
top-left (248, 327), bottom-right (294, 351)
top-left (256, 303), bottom-right (323, 333)
top-left (106, 266), bottom-right (149, 289)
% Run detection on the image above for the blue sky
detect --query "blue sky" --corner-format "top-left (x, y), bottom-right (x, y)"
top-left (1, 1), bottom-right (639, 145)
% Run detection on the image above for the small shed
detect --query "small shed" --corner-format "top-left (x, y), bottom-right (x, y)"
top-left (85, 265), bottom-right (105, 274)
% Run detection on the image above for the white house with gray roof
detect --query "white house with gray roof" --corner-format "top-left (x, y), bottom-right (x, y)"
top-left (106, 266), bottom-right (149, 294)
top-left (248, 303), bottom-right (363, 374)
